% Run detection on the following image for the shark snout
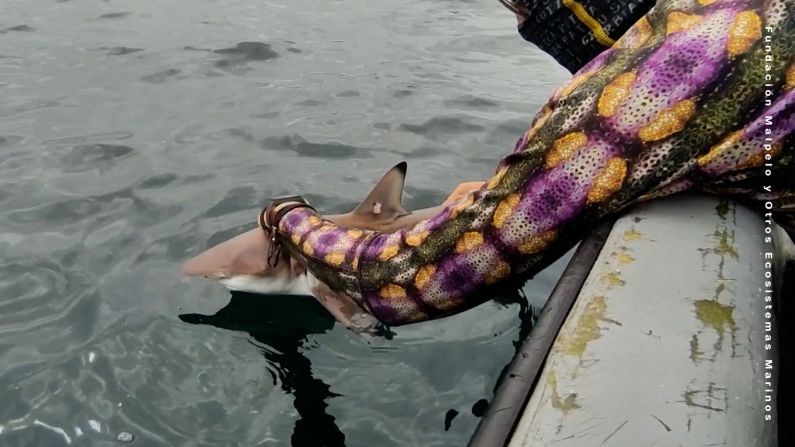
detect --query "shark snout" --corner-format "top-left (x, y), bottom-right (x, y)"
top-left (181, 227), bottom-right (272, 281)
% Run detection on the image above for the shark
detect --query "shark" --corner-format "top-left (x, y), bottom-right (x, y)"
top-left (182, 162), bottom-right (483, 333)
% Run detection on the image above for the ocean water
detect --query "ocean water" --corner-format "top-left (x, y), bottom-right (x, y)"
top-left (0, 0), bottom-right (571, 445)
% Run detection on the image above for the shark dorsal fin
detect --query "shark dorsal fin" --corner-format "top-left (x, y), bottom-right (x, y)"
top-left (353, 162), bottom-right (409, 220)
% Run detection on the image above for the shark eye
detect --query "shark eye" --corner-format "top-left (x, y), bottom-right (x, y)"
top-left (373, 202), bottom-right (382, 214)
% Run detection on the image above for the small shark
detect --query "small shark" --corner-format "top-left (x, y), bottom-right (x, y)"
top-left (182, 162), bottom-right (482, 333)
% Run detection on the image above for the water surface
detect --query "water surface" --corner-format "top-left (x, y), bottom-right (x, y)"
top-left (0, 0), bottom-right (570, 445)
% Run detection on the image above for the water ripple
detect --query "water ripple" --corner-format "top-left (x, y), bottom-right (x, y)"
top-left (400, 115), bottom-right (486, 140)
top-left (213, 42), bottom-right (280, 74)
top-left (93, 46), bottom-right (144, 56)
top-left (0, 25), bottom-right (34, 33)
top-left (140, 69), bottom-right (182, 84)
top-left (60, 144), bottom-right (135, 173)
top-left (98, 12), bottom-right (131, 20)
top-left (262, 135), bottom-right (374, 159)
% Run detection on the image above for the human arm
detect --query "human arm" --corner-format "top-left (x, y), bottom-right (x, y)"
top-left (270, 0), bottom-right (795, 326)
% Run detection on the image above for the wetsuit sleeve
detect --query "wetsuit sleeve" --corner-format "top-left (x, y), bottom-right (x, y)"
top-left (276, 0), bottom-right (795, 326)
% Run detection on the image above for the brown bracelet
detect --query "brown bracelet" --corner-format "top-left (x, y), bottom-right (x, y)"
top-left (259, 198), bottom-right (317, 268)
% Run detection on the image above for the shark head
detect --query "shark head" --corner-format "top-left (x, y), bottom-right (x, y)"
top-left (181, 161), bottom-right (483, 333)
top-left (182, 227), bottom-right (271, 281)
top-left (182, 161), bottom-right (483, 290)
top-left (180, 225), bottom-right (316, 294)
top-left (181, 162), bottom-right (417, 332)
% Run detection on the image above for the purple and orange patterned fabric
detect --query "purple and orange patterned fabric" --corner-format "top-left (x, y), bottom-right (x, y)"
top-left (276, 0), bottom-right (795, 325)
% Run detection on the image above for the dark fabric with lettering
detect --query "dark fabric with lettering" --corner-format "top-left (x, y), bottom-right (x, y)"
top-left (517, 0), bottom-right (655, 72)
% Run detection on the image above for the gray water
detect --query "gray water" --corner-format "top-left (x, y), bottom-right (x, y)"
top-left (0, 0), bottom-right (571, 445)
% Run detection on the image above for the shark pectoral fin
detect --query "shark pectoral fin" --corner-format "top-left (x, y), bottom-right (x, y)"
top-left (310, 281), bottom-right (381, 336)
top-left (352, 161), bottom-right (409, 222)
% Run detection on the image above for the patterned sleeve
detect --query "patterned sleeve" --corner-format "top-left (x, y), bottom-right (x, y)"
top-left (276, 0), bottom-right (795, 326)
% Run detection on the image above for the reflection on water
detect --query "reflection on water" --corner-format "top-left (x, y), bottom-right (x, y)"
top-left (491, 290), bottom-right (539, 394)
top-left (180, 293), bottom-right (346, 447)
top-left (175, 289), bottom-right (539, 446)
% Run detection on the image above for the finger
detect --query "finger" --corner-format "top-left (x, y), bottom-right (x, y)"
top-left (290, 257), bottom-right (306, 276)
top-left (443, 181), bottom-right (486, 206)
top-left (263, 251), bottom-right (291, 276)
